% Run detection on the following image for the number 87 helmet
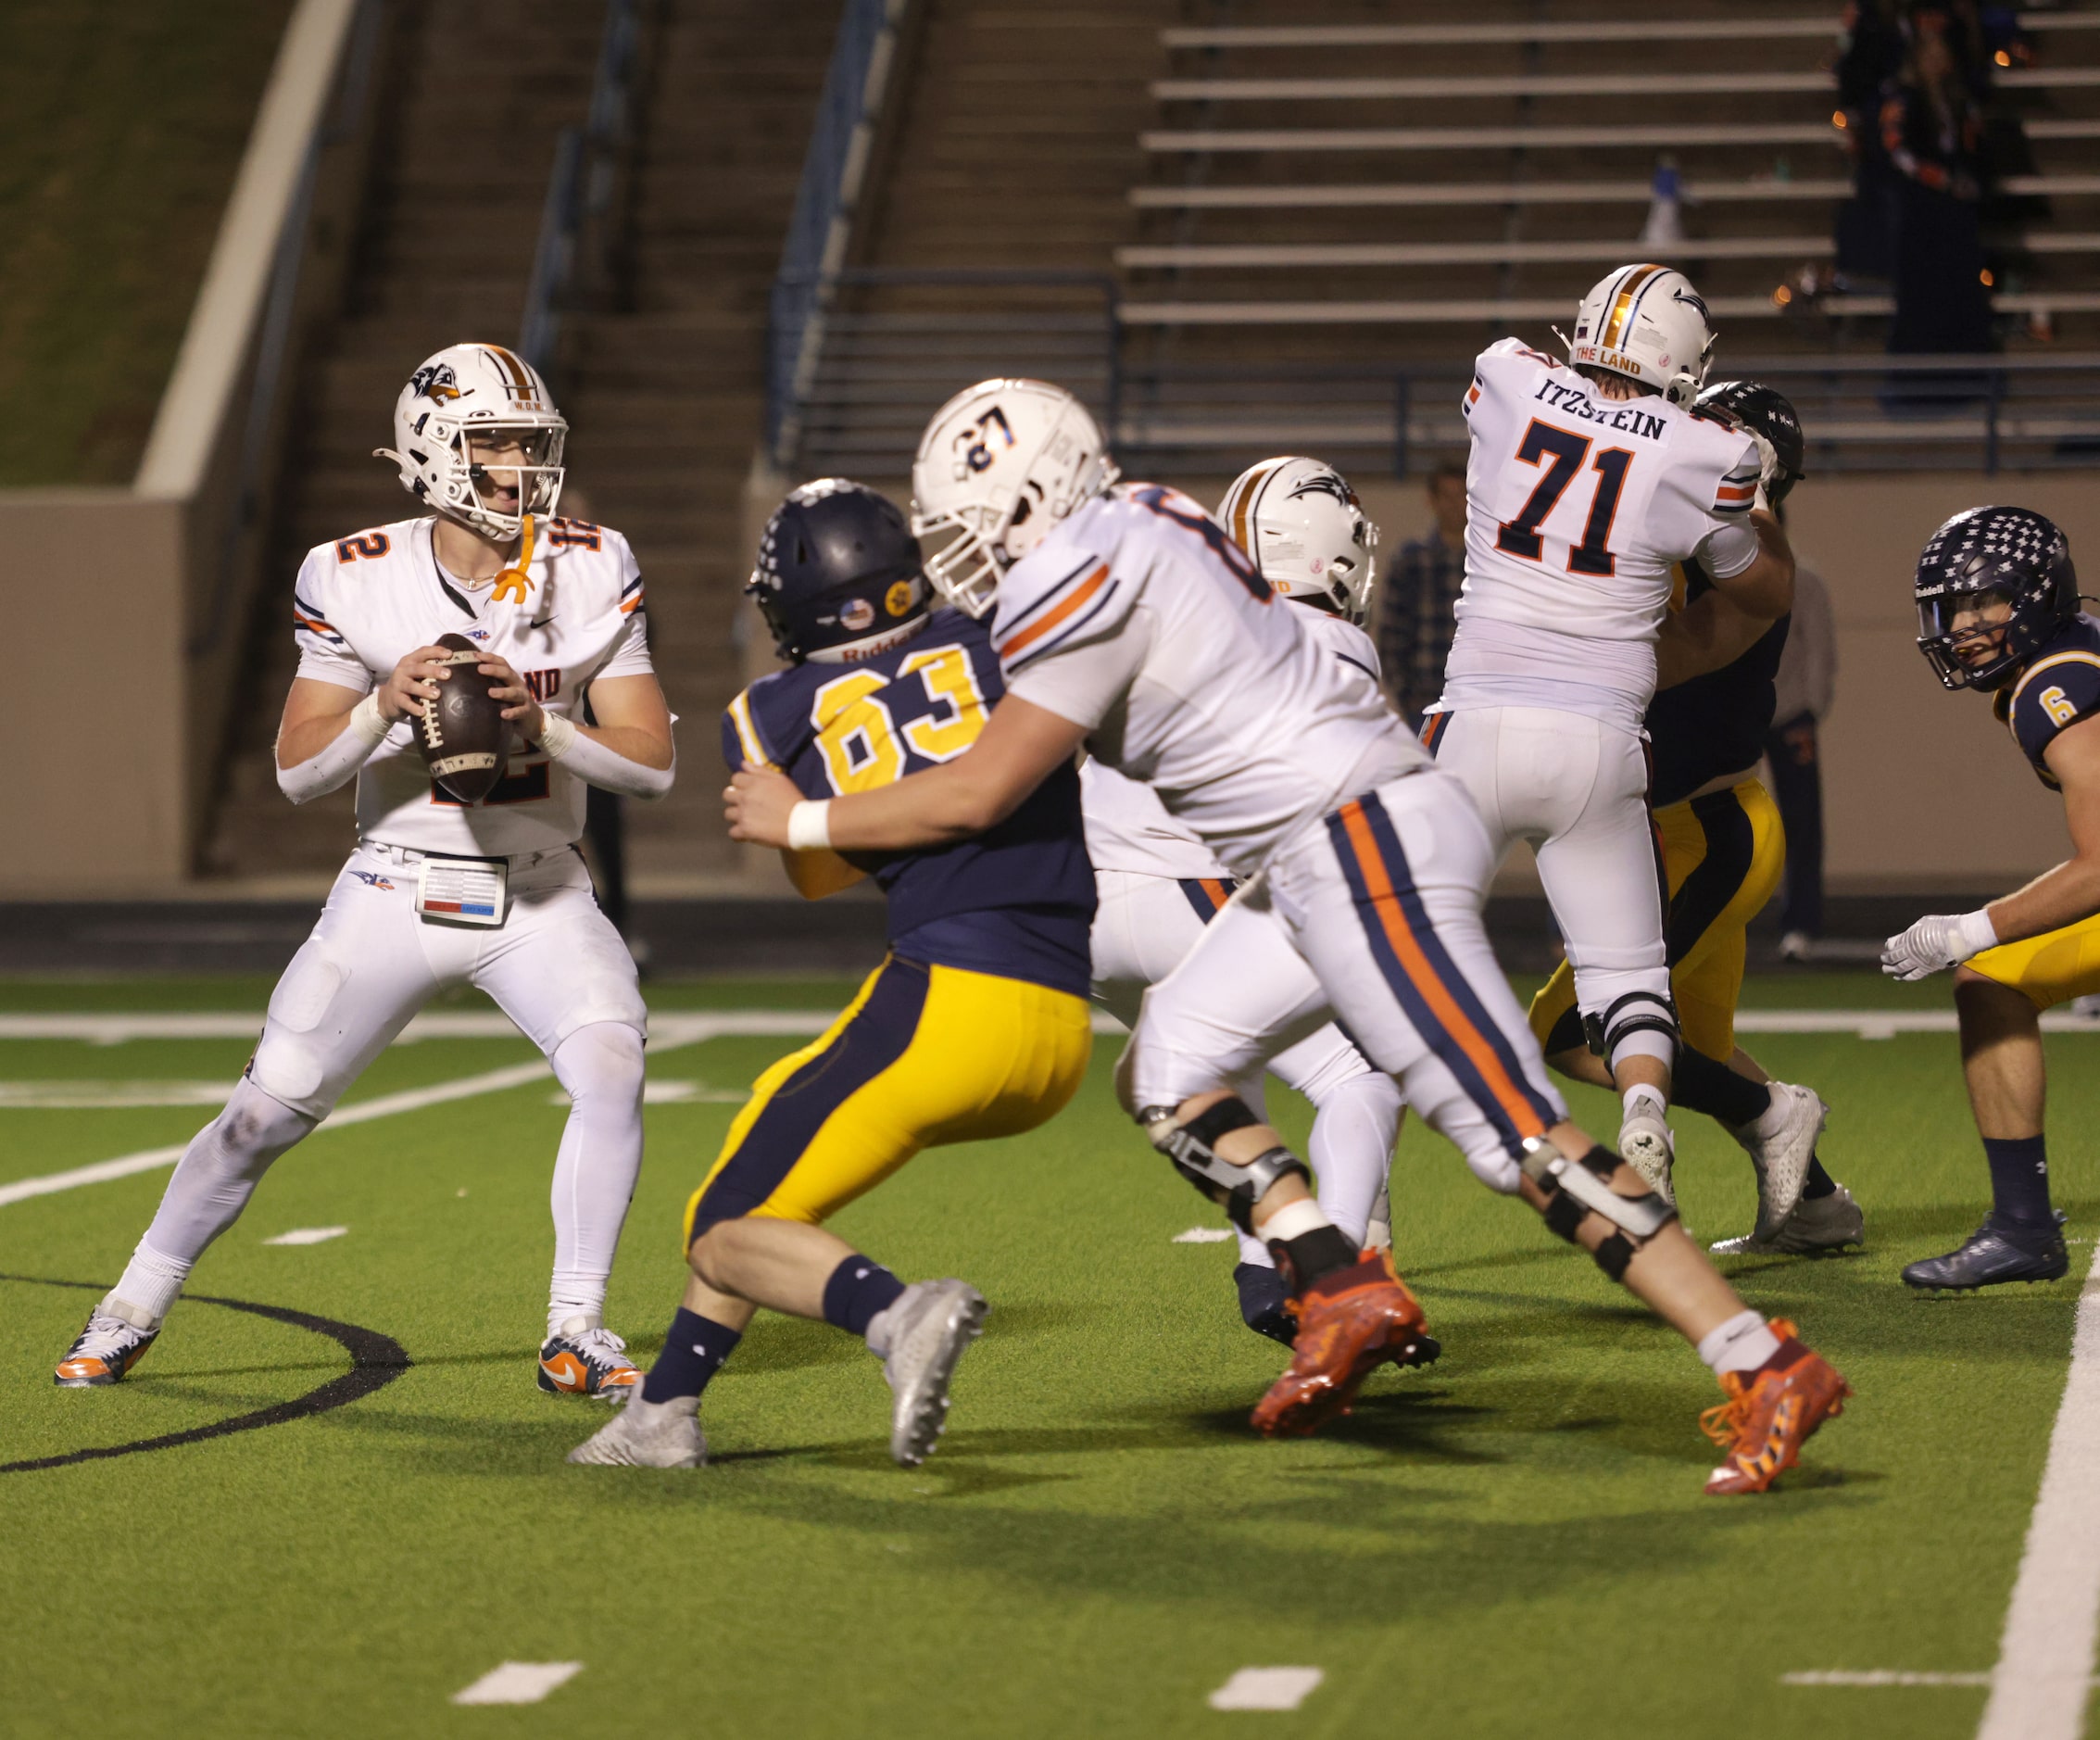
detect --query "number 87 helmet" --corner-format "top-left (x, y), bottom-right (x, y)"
top-left (910, 378), bottom-right (1120, 618)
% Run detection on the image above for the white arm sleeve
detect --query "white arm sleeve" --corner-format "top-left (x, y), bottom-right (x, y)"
top-left (538, 712), bottom-right (675, 801)
top-left (276, 690), bottom-right (393, 804)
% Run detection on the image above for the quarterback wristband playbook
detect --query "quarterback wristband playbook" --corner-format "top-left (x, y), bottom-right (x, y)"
top-left (276, 691), bottom-right (394, 805)
top-left (786, 800), bottom-right (834, 851)
top-left (536, 711), bottom-right (675, 801)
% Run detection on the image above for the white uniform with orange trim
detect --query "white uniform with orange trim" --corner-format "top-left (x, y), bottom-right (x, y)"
top-left (1424, 338), bottom-right (1766, 1047)
top-left (999, 484), bottom-right (1566, 1193)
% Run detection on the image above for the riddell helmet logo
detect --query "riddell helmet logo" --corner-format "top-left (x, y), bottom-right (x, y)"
top-left (411, 362), bottom-right (461, 403)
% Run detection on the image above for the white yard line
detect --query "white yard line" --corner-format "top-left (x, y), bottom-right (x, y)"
top-left (451, 1662), bottom-right (583, 1706)
top-left (1209, 1668), bottom-right (1324, 1711)
top-left (262, 1226), bottom-right (347, 1246)
top-left (1787, 1671), bottom-right (1995, 1687)
top-left (0, 1012), bottom-right (838, 1210)
top-left (1979, 1240), bottom-right (2100, 1740)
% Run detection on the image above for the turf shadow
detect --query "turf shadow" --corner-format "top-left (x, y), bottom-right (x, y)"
top-left (0, 1274), bottom-right (409, 1475)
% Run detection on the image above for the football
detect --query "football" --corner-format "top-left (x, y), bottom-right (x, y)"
top-left (414, 632), bottom-right (509, 803)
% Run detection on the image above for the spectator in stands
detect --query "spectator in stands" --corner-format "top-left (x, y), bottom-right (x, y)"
top-left (1880, 18), bottom-right (1993, 367)
top-left (1767, 559), bottom-right (1838, 960)
top-left (1833, 1), bottom-right (1906, 282)
top-left (1376, 460), bottom-right (1466, 730)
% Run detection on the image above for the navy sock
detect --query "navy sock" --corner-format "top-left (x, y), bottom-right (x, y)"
top-left (1983, 1134), bottom-right (2055, 1227)
top-left (1673, 1047), bottom-right (1771, 1128)
top-left (1802, 1155), bottom-right (1838, 1200)
top-left (1269, 1224), bottom-right (1360, 1292)
top-left (640, 1307), bottom-right (741, 1405)
top-left (823, 1254), bottom-right (906, 1337)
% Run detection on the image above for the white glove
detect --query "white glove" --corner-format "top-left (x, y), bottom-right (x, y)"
top-left (1880, 909), bottom-right (2000, 980)
top-left (1745, 428), bottom-right (1782, 494)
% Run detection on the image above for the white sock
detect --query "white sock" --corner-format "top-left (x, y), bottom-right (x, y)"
top-left (547, 1281), bottom-right (607, 1341)
top-left (1259, 1197), bottom-right (1330, 1244)
top-left (106, 1239), bottom-right (192, 1329)
top-left (1696, 1308), bottom-right (1782, 1376)
top-left (1622, 1083), bottom-right (1668, 1123)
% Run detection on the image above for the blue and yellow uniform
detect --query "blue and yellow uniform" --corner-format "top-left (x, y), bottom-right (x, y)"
top-left (688, 610), bottom-right (1097, 1242)
top-left (1528, 560), bottom-right (1790, 1062)
top-left (1968, 613), bottom-right (2100, 1007)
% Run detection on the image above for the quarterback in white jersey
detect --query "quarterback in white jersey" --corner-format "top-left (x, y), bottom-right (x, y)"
top-left (1084, 455), bottom-right (1403, 1347)
top-left (55, 344), bottom-right (676, 1406)
top-left (727, 380), bottom-right (1849, 1491)
top-left (1427, 264), bottom-right (1794, 1195)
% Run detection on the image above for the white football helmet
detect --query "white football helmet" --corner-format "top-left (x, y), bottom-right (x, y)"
top-left (909, 377), bottom-right (1118, 618)
top-left (1217, 457), bottom-right (1380, 624)
top-left (374, 342), bottom-right (567, 541)
top-left (1566, 263), bottom-right (1716, 408)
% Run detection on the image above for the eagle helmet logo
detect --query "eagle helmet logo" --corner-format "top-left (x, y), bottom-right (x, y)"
top-left (409, 361), bottom-right (460, 404)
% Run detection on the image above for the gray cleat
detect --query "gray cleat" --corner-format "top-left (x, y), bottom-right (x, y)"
top-left (877, 1279), bottom-right (987, 1468)
top-left (566, 1393), bottom-right (707, 1468)
top-left (1728, 1080), bottom-right (1829, 1242)
top-left (1710, 1183), bottom-right (1866, 1256)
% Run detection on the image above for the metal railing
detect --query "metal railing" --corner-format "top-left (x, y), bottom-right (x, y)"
top-left (519, 0), bottom-right (642, 385)
top-left (767, 0), bottom-right (911, 465)
top-left (773, 267), bottom-right (2100, 480)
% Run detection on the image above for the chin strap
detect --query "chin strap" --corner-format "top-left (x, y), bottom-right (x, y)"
top-left (493, 513), bottom-right (536, 604)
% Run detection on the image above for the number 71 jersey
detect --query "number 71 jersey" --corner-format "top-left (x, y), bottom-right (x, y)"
top-left (722, 609), bottom-right (1095, 955)
top-left (1458, 337), bottom-right (1762, 645)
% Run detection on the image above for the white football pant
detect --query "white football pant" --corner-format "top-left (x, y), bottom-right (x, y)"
top-left (1091, 868), bottom-right (1402, 1265)
top-left (1123, 769), bottom-right (1568, 1196)
top-left (107, 842), bottom-right (648, 1332)
top-left (1428, 706), bottom-right (1672, 1070)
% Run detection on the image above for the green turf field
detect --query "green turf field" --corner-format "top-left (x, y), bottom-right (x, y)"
top-left (2, 970), bottom-right (2093, 1738)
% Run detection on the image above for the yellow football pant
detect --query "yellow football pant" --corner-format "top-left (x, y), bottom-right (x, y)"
top-left (684, 953), bottom-right (1093, 1242)
top-left (1968, 912), bottom-right (2100, 1009)
top-left (1528, 778), bottom-right (1786, 1062)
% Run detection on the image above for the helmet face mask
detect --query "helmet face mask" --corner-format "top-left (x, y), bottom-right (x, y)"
top-left (1217, 457), bottom-right (1380, 624)
top-left (1566, 263), bottom-right (1716, 408)
top-left (1914, 506), bottom-right (2081, 691)
top-left (748, 477), bottom-right (930, 664)
top-left (377, 344), bottom-right (567, 542)
top-left (910, 379), bottom-right (1118, 618)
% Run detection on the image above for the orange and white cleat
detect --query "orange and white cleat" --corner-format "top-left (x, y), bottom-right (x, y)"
top-left (537, 1318), bottom-right (641, 1402)
top-left (54, 1310), bottom-right (159, 1387)
top-left (1701, 1319), bottom-right (1851, 1494)
top-left (1251, 1250), bottom-right (1437, 1438)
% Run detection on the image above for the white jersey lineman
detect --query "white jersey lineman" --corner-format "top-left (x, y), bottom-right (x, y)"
top-left (1427, 334), bottom-right (1763, 1093)
top-left (62, 346), bottom-right (671, 1402)
top-left (998, 484), bottom-right (1569, 1202)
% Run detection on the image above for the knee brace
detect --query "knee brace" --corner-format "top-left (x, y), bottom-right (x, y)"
top-left (1521, 1135), bottom-right (1677, 1282)
top-left (1583, 990), bottom-right (1679, 1070)
top-left (1141, 1097), bottom-right (1311, 1235)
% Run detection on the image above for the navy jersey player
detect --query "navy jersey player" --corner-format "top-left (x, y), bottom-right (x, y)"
top-left (572, 480), bottom-right (1095, 1471)
top-left (1882, 507), bottom-right (2100, 1290)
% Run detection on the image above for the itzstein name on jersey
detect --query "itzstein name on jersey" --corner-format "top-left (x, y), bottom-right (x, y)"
top-left (1457, 337), bottom-right (1762, 653)
top-left (291, 514), bottom-right (654, 857)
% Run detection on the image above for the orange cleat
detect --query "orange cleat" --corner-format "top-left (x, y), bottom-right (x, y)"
top-left (54, 1311), bottom-right (159, 1387)
top-left (1701, 1319), bottom-right (1851, 1494)
top-left (537, 1321), bottom-right (642, 1401)
top-left (1251, 1250), bottom-right (1435, 1438)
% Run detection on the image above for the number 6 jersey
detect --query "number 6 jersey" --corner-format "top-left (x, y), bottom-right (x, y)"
top-left (1446, 337), bottom-right (1765, 729)
top-left (723, 610), bottom-right (1096, 997)
top-left (292, 513), bottom-right (656, 857)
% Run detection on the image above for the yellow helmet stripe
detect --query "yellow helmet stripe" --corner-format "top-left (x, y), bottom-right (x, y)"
top-left (1229, 462), bottom-right (1279, 556)
top-left (1602, 263), bottom-right (1665, 350)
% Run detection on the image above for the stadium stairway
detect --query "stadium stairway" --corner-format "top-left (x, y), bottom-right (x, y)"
top-left (200, 0), bottom-right (841, 888)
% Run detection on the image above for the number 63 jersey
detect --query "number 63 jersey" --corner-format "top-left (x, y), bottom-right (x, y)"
top-left (1449, 338), bottom-right (1764, 723)
top-left (723, 610), bottom-right (1097, 998)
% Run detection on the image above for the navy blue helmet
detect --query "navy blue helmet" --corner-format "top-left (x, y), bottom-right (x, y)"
top-left (748, 479), bottom-right (931, 662)
top-left (1694, 380), bottom-right (1805, 507)
top-left (1915, 505), bottom-right (2081, 691)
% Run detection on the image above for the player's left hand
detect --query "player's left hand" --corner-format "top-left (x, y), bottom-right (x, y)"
top-left (1881, 910), bottom-right (1997, 979)
top-left (725, 765), bottom-right (805, 846)
top-left (476, 653), bottom-right (547, 739)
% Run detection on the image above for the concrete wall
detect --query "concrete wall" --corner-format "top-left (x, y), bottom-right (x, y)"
top-left (1355, 470), bottom-right (2080, 892)
top-left (0, 493), bottom-right (188, 890)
